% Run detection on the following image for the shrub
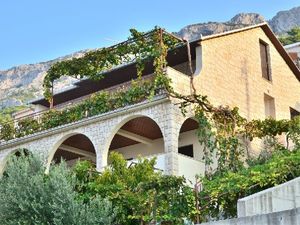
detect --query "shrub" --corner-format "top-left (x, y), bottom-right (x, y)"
top-left (0, 153), bottom-right (116, 225)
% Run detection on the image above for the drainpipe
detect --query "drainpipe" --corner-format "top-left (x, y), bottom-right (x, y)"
top-left (183, 38), bottom-right (203, 95)
top-left (193, 45), bottom-right (203, 77)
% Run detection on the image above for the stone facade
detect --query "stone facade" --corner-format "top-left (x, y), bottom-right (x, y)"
top-left (194, 27), bottom-right (300, 121)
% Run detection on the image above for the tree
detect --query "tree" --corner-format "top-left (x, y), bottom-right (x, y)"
top-left (73, 152), bottom-right (195, 225)
top-left (0, 153), bottom-right (116, 225)
top-left (279, 26), bottom-right (300, 45)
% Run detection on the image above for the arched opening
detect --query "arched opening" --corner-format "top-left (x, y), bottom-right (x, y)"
top-left (51, 134), bottom-right (96, 167)
top-left (178, 118), bottom-right (202, 160)
top-left (108, 116), bottom-right (164, 162)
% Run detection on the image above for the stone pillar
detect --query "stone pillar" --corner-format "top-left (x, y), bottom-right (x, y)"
top-left (162, 103), bottom-right (183, 175)
top-left (87, 122), bottom-right (113, 172)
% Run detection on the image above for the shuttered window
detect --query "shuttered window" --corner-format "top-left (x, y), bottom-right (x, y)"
top-left (260, 41), bottom-right (271, 80)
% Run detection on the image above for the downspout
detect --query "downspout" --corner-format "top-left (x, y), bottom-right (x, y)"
top-left (183, 37), bottom-right (203, 95)
top-left (194, 44), bottom-right (203, 77)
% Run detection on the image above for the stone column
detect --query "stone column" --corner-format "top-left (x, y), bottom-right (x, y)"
top-left (162, 103), bottom-right (183, 176)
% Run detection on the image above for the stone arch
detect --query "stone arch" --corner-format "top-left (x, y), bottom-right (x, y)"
top-left (103, 114), bottom-right (166, 166)
top-left (46, 132), bottom-right (97, 172)
top-left (0, 148), bottom-right (32, 175)
top-left (177, 117), bottom-right (203, 160)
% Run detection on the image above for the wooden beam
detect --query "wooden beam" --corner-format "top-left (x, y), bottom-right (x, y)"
top-left (117, 129), bottom-right (152, 145)
top-left (59, 144), bottom-right (96, 159)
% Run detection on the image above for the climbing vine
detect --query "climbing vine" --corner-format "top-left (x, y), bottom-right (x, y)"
top-left (43, 27), bottom-right (181, 105)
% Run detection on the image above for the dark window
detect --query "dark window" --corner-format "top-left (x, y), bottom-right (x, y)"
top-left (290, 107), bottom-right (300, 119)
top-left (260, 41), bottom-right (271, 80)
top-left (178, 145), bottom-right (194, 157)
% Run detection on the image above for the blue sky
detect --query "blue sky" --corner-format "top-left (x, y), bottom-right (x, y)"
top-left (0, 0), bottom-right (299, 69)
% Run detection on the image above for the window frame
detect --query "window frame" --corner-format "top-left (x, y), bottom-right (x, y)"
top-left (264, 93), bottom-right (276, 119)
top-left (259, 39), bottom-right (272, 82)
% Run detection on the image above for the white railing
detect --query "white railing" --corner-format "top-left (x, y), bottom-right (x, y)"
top-left (177, 153), bottom-right (205, 184)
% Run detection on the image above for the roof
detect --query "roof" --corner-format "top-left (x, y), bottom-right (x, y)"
top-left (31, 23), bottom-right (300, 106)
top-left (289, 52), bottom-right (299, 61)
top-left (284, 42), bottom-right (300, 50)
top-left (198, 22), bottom-right (300, 82)
top-left (31, 41), bottom-right (198, 107)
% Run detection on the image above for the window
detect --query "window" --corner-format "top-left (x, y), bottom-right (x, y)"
top-left (260, 40), bottom-right (271, 81)
top-left (178, 145), bottom-right (194, 157)
top-left (264, 94), bottom-right (275, 118)
top-left (290, 107), bottom-right (300, 119)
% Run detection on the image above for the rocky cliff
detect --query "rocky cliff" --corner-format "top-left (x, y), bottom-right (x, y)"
top-left (176, 13), bottom-right (265, 40)
top-left (177, 6), bottom-right (300, 40)
top-left (0, 51), bottom-right (87, 109)
top-left (269, 6), bottom-right (300, 34)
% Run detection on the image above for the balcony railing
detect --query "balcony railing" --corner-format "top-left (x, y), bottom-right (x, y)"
top-left (54, 74), bottom-right (155, 111)
top-left (126, 152), bottom-right (205, 184)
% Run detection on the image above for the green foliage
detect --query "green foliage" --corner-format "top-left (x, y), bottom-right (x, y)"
top-left (279, 26), bottom-right (300, 45)
top-left (73, 152), bottom-right (195, 225)
top-left (0, 153), bottom-right (116, 225)
top-left (198, 148), bottom-right (300, 221)
top-left (15, 117), bottom-right (40, 138)
top-left (287, 116), bottom-right (300, 148)
top-left (0, 122), bottom-right (14, 141)
top-left (193, 103), bottom-right (247, 174)
top-left (0, 105), bottom-right (27, 123)
top-left (43, 27), bottom-right (181, 102)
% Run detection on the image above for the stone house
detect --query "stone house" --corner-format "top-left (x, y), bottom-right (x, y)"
top-left (0, 22), bottom-right (300, 184)
top-left (285, 42), bottom-right (300, 69)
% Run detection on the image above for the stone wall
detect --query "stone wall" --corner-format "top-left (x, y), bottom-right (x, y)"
top-left (237, 177), bottom-right (300, 217)
top-left (199, 207), bottom-right (300, 225)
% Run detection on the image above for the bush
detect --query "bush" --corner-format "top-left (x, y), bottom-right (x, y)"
top-left (0, 153), bottom-right (116, 225)
top-left (198, 148), bottom-right (300, 221)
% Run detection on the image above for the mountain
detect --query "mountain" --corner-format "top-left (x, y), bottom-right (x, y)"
top-left (177, 6), bottom-right (300, 40)
top-left (269, 6), bottom-right (300, 34)
top-left (0, 51), bottom-right (87, 110)
top-left (1, 6), bottom-right (300, 111)
top-left (176, 13), bottom-right (265, 40)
